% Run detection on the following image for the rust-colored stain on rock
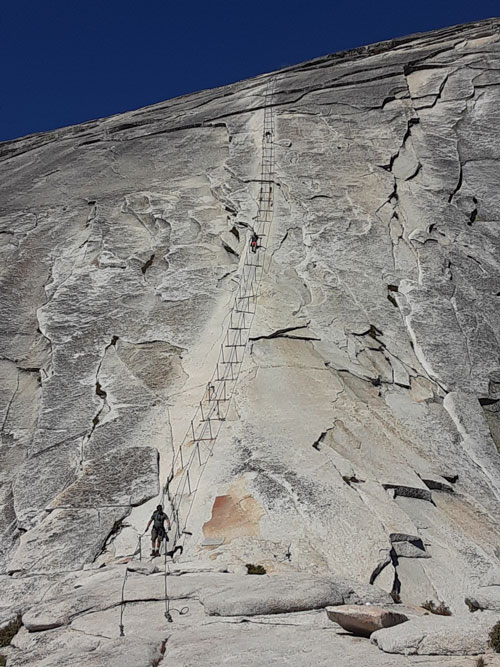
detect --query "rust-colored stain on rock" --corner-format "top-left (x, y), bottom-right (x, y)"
top-left (203, 477), bottom-right (263, 544)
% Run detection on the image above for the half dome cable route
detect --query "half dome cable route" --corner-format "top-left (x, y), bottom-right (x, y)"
top-left (117, 77), bottom-right (277, 635)
top-left (162, 77), bottom-right (277, 552)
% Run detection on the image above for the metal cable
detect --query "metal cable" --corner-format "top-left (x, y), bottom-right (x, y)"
top-left (117, 531), bottom-right (144, 636)
top-left (161, 76), bottom-right (277, 556)
top-left (119, 568), bottom-right (128, 637)
top-left (119, 78), bottom-right (279, 645)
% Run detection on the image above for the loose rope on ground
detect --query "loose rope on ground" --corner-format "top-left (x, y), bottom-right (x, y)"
top-left (163, 547), bottom-right (189, 623)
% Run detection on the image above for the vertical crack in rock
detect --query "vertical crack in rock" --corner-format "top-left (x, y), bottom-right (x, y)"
top-left (270, 226), bottom-right (299, 259)
top-left (380, 117), bottom-right (420, 175)
top-left (387, 284), bottom-right (399, 308)
top-left (1, 369), bottom-right (20, 438)
top-left (376, 111), bottom-right (422, 277)
top-left (388, 547), bottom-right (402, 603)
top-left (370, 550), bottom-right (401, 602)
top-left (448, 162), bottom-right (463, 203)
top-left (81, 336), bottom-right (119, 468)
top-left (446, 71), bottom-right (480, 215)
top-left (36, 266), bottom-right (54, 378)
top-left (311, 427), bottom-right (333, 452)
top-left (369, 554), bottom-right (392, 585)
top-left (369, 538), bottom-right (428, 603)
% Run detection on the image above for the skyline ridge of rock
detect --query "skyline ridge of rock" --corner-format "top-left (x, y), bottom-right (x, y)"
top-left (1, 17), bottom-right (499, 147)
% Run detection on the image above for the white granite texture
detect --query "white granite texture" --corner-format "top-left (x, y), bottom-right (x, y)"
top-left (1, 17), bottom-right (500, 666)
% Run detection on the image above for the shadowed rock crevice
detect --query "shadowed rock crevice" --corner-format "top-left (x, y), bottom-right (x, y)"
top-left (382, 484), bottom-right (434, 503)
top-left (380, 117), bottom-right (421, 175)
top-left (250, 324), bottom-right (320, 342)
top-left (141, 253), bottom-right (155, 275)
top-left (83, 336), bottom-right (119, 454)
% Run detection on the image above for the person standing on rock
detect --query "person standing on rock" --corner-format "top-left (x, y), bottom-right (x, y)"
top-left (146, 505), bottom-right (171, 557)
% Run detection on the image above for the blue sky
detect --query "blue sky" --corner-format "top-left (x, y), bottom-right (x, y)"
top-left (1, 0), bottom-right (498, 141)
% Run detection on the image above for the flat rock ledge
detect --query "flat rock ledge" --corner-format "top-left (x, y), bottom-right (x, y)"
top-left (199, 573), bottom-right (391, 616)
top-left (371, 612), bottom-right (499, 655)
top-left (326, 604), bottom-right (409, 637)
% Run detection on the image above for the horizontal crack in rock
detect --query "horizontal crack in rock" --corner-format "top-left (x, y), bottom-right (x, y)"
top-left (249, 324), bottom-right (319, 342)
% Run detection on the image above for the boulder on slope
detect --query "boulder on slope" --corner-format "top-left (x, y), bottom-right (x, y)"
top-left (370, 612), bottom-right (499, 655)
top-left (326, 604), bottom-right (409, 637)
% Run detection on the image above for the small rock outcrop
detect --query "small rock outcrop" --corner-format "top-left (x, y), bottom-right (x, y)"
top-left (371, 613), bottom-right (499, 655)
top-left (327, 604), bottom-right (409, 637)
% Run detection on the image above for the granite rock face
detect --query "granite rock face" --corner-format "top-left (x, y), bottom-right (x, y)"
top-left (1, 17), bottom-right (500, 666)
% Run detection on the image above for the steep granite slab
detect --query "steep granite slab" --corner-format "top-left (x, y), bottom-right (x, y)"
top-left (0, 17), bottom-right (500, 666)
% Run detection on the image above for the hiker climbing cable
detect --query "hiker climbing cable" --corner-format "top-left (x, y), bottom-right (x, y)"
top-left (250, 231), bottom-right (259, 253)
top-left (207, 382), bottom-right (223, 419)
top-left (146, 504), bottom-right (171, 557)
